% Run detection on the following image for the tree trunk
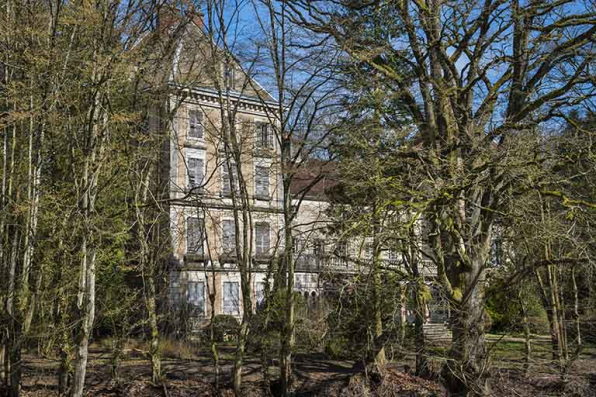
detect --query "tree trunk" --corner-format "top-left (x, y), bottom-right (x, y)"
top-left (71, 238), bottom-right (96, 397)
top-left (571, 268), bottom-right (582, 353)
top-left (6, 231), bottom-right (20, 397)
top-left (147, 276), bottom-right (161, 384)
top-left (413, 281), bottom-right (428, 377)
top-left (399, 283), bottom-right (407, 344)
top-left (535, 268), bottom-right (564, 370)
top-left (209, 289), bottom-right (219, 390)
top-left (233, 316), bottom-right (250, 396)
top-left (58, 342), bottom-right (72, 396)
top-left (372, 265), bottom-right (386, 371)
top-left (443, 263), bottom-right (488, 396)
top-left (147, 275), bottom-right (161, 384)
top-left (0, 340), bottom-right (5, 387)
top-left (280, 202), bottom-right (295, 395)
top-left (518, 292), bottom-right (531, 376)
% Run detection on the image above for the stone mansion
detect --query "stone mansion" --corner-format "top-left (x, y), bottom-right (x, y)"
top-left (156, 12), bottom-right (440, 331)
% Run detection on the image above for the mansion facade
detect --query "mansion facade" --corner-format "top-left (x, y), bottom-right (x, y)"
top-left (156, 12), bottom-right (441, 332)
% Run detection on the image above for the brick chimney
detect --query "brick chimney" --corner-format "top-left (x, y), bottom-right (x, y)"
top-left (157, 5), bottom-right (204, 32)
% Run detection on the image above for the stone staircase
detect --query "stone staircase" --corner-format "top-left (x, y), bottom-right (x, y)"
top-left (423, 322), bottom-right (452, 342)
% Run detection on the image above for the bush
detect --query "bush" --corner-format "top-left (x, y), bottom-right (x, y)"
top-left (324, 336), bottom-right (353, 359)
top-left (209, 315), bottom-right (240, 343)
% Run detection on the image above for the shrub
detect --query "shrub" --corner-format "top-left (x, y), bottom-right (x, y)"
top-left (209, 315), bottom-right (240, 343)
top-left (160, 338), bottom-right (200, 359)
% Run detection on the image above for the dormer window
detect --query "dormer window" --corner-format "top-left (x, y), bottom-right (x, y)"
top-left (256, 122), bottom-right (273, 149)
top-left (188, 109), bottom-right (204, 139)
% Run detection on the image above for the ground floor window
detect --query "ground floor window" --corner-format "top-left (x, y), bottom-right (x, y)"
top-left (255, 282), bottom-right (266, 309)
top-left (186, 281), bottom-right (205, 316)
top-left (223, 281), bottom-right (240, 315)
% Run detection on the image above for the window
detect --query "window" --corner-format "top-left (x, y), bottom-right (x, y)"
top-left (295, 273), bottom-right (305, 289)
top-left (255, 222), bottom-right (270, 255)
top-left (221, 161), bottom-right (239, 195)
top-left (364, 243), bottom-right (374, 259)
top-left (222, 219), bottom-right (236, 255)
top-left (255, 123), bottom-right (273, 148)
top-left (388, 249), bottom-right (398, 261)
top-left (187, 157), bottom-right (204, 190)
top-left (186, 281), bottom-right (205, 316)
top-left (188, 109), bottom-right (203, 139)
top-left (186, 217), bottom-right (205, 255)
top-left (169, 272), bottom-right (181, 309)
top-left (292, 236), bottom-right (301, 254)
top-left (335, 241), bottom-right (348, 257)
top-left (256, 282), bottom-right (266, 309)
top-left (255, 166), bottom-right (269, 198)
top-left (313, 239), bottom-right (324, 258)
top-left (224, 65), bottom-right (235, 90)
top-left (223, 281), bottom-right (239, 315)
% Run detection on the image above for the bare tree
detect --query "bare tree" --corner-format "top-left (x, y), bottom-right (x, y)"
top-left (284, 0), bottom-right (596, 394)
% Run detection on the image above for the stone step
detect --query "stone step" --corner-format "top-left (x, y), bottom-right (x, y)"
top-left (423, 322), bottom-right (452, 341)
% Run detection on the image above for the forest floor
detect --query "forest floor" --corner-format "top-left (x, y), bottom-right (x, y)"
top-left (16, 335), bottom-right (596, 397)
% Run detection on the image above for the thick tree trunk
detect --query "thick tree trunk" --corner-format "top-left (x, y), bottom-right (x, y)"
top-left (7, 323), bottom-right (21, 397)
top-left (372, 267), bottom-right (386, 371)
top-left (536, 267), bottom-right (564, 371)
top-left (443, 264), bottom-right (488, 396)
top-left (58, 342), bottom-right (72, 396)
